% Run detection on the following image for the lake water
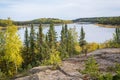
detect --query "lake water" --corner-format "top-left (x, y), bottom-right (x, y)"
top-left (18, 23), bottom-right (115, 43)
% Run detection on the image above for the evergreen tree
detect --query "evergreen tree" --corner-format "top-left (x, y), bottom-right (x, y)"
top-left (79, 27), bottom-right (86, 54)
top-left (37, 24), bottom-right (44, 61)
top-left (24, 27), bottom-right (29, 51)
top-left (22, 27), bottom-right (30, 67)
top-left (29, 24), bottom-right (36, 65)
top-left (67, 30), bottom-right (74, 57)
top-left (64, 24), bottom-right (69, 52)
top-left (59, 25), bottom-right (68, 59)
top-left (61, 26), bottom-right (65, 44)
top-left (38, 24), bottom-right (43, 45)
top-left (67, 28), bottom-right (77, 57)
top-left (114, 28), bottom-right (120, 44)
top-left (48, 23), bottom-right (57, 48)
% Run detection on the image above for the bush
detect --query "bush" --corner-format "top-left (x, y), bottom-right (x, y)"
top-left (113, 63), bottom-right (120, 80)
top-left (82, 56), bottom-right (99, 79)
top-left (86, 43), bottom-right (99, 52)
top-left (74, 45), bottom-right (82, 54)
top-left (0, 70), bottom-right (8, 80)
top-left (99, 73), bottom-right (113, 80)
top-left (42, 48), bottom-right (62, 68)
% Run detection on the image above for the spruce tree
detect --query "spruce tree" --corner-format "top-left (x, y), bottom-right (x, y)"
top-left (38, 24), bottom-right (43, 45)
top-left (24, 27), bottom-right (29, 52)
top-left (114, 28), bottom-right (120, 44)
top-left (29, 24), bottom-right (36, 65)
top-left (23, 27), bottom-right (29, 67)
top-left (48, 23), bottom-right (57, 48)
top-left (38, 24), bottom-right (44, 61)
top-left (61, 26), bottom-right (65, 44)
top-left (64, 24), bottom-right (68, 52)
top-left (79, 27), bottom-right (86, 54)
top-left (59, 25), bottom-right (68, 59)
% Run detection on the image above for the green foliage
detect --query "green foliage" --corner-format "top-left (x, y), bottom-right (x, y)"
top-left (113, 63), bottom-right (120, 80)
top-left (42, 48), bottom-right (61, 67)
top-left (48, 23), bottom-right (57, 48)
top-left (83, 56), bottom-right (99, 79)
top-left (22, 27), bottom-right (29, 66)
top-left (0, 70), bottom-right (8, 80)
top-left (99, 73), bottom-right (113, 80)
top-left (113, 28), bottom-right (120, 44)
top-left (59, 24), bottom-right (78, 58)
top-left (29, 24), bottom-right (36, 65)
top-left (79, 27), bottom-right (87, 54)
top-left (79, 27), bottom-right (86, 47)
top-left (24, 27), bottom-right (29, 50)
top-left (67, 29), bottom-right (76, 57)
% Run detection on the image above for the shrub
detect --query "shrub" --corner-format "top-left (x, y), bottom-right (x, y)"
top-left (86, 43), bottom-right (99, 52)
top-left (42, 48), bottom-right (62, 68)
top-left (74, 45), bottom-right (82, 54)
top-left (83, 56), bottom-right (99, 79)
top-left (99, 73), bottom-right (113, 80)
top-left (113, 63), bottom-right (120, 80)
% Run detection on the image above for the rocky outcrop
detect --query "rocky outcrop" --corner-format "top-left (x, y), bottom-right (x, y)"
top-left (15, 65), bottom-right (83, 80)
top-left (15, 48), bottom-right (120, 80)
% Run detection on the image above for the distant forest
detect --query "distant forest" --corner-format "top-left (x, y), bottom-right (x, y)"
top-left (14, 18), bottom-right (72, 25)
top-left (73, 16), bottom-right (120, 25)
top-left (0, 16), bottom-right (120, 27)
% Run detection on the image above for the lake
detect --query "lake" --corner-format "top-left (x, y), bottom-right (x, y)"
top-left (18, 23), bottom-right (115, 43)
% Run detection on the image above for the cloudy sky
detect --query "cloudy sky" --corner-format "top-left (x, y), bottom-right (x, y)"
top-left (0, 0), bottom-right (120, 21)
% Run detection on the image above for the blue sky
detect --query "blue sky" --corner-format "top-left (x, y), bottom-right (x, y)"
top-left (0, 0), bottom-right (120, 21)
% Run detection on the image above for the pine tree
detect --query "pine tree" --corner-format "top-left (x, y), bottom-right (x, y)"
top-left (67, 28), bottom-right (77, 57)
top-left (24, 27), bottom-right (29, 52)
top-left (61, 26), bottom-right (65, 44)
top-left (37, 24), bottom-right (44, 61)
top-left (64, 24), bottom-right (68, 52)
top-left (29, 24), bottom-right (36, 65)
top-left (79, 27), bottom-right (86, 54)
top-left (48, 23), bottom-right (57, 48)
top-left (114, 28), bottom-right (120, 44)
top-left (59, 25), bottom-right (68, 59)
top-left (38, 24), bottom-right (43, 45)
top-left (22, 27), bottom-right (30, 67)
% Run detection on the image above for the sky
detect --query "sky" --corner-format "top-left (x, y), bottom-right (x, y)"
top-left (0, 0), bottom-right (120, 21)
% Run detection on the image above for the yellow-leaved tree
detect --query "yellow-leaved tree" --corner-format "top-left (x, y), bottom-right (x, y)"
top-left (4, 25), bottom-right (23, 75)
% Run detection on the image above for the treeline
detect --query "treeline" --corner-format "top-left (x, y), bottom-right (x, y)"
top-left (14, 18), bottom-right (72, 25)
top-left (0, 18), bottom-right (72, 27)
top-left (73, 16), bottom-right (120, 25)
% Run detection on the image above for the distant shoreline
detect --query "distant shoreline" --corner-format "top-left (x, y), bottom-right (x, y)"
top-left (95, 23), bottom-right (120, 28)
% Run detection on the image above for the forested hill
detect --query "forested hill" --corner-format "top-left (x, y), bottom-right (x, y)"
top-left (0, 18), bottom-right (72, 27)
top-left (14, 18), bottom-right (72, 25)
top-left (73, 16), bottom-right (120, 25)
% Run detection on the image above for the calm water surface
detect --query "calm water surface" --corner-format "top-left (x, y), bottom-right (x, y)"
top-left (18, 23), bottom-right (115, 43)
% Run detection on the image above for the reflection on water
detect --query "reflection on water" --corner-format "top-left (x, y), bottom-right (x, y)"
top-left (18, 23), bottom-right (115, 43)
